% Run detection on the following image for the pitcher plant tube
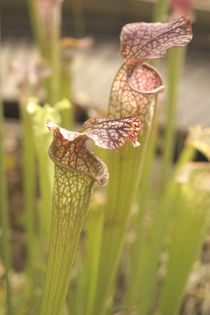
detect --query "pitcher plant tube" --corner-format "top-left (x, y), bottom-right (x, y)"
top-left (40, 109), bottom-right (142, 315)
top-left (90, 16), bottom-right (192, 315)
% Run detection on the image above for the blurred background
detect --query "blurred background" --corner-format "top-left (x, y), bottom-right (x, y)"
top-left (1, 0), bottom-right (210, 127)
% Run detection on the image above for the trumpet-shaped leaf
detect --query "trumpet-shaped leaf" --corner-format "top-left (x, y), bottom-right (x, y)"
top-left (92, 16), bottom-right (192, 315)
top-left (40, 113), bottom-right (142, 315)
top-left (109, 16), bottom-right (192, 119)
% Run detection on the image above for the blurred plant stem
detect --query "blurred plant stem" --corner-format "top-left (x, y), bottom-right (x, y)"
top-left (71, 0), bottom-right (86, 37)
top-left (19, 99), bottom-right (36, 299)
top-left (160, 47), bottom-right (186, 187)
top-left (124, 143), bottom-right (195, 314)
top-left (159, 164), bottom-right (210, 315)
top-left (0, 58), bottom-right (12, 315)
top-left (124, 98), bottom-right (159, 311)
top-left (27, 100), bottom-right (61, 239)
top-left (27, 0), bottom-right (44, 52)
top-left (150, 0), bottom-right (169, 68)
top-left (55, 98), bottom-right (73, 130)
top-left (27, 0), bottom-right (61, 103)
top-left (152, 0), bottom-right (187, 189)
top-left (153, 0), bottom-right (170, 22)
top-left (27, 0), bottom-right (73, 128)
top-left (45, 13), bottom-right (62, 106)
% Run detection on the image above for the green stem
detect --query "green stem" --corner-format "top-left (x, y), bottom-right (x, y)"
top-left (47, 15), bottom-right (62, 105)
top-left (159, 182), bottom-right (210, 315)
top-left (0, 72), bottom-right (12, 315)
top-left (92, 100), bottom-right (157, 315)
top-left (83, 202), bottom-right (104, 315)
top-left (124, 101), bottom-right (159, 311)
top-left (19, 103), bottom-right (36, 294)
top-left (125, 144), bottom-right (195, 315)
top-left (37, 145), bottom-right (54, 238)
top-left (27, 0), bottom-right (63, 105)
top-left (150, 0), bottom-right (169, 68)
top-left (40, 167), bottom-right (94, 315)
top-left (55, 98), bottom-right (74, 130)
top-left (27, 0), bottom-right (45, 53)
top-left (160, 47), bottom-right (186, 187)
top-left (152, 0), bottom-right (170, 22)
top-left (71, 0), bottom-right (86, 37)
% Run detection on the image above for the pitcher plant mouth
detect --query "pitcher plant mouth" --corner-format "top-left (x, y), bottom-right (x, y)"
top-left (47, 107), bottom-right (142, 184)
top-left (108, 16), bottom-right (192, 119)
top-left (127, 62), bottom-right (164, 95)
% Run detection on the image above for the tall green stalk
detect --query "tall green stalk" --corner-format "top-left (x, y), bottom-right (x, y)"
top-left (27, 0), bottom-right (44, 52)
top-left (46, 8), bottom-right (62, 105)
top-left (19, 101), bottom-right (36, 295)
top-left (40, 106), bottom-right (141, 314)
top-left (92, 102), bottom-right (156, 315)
top-left (153, 0), bottom-right (170, 22)
top-left (124, 144), bottom-right (195, 315)
top-left (160, 47), bottom-right (186, 187)
top-left (27, 0), bottom-right (91, 130)
top-left (122, 1), bottom-right (171, 305)
top-left (90, 17), bottom-right (192, 314)
top-left (27, 0), bottom-right (64, 106)
top-left (159, 163), bottom-right (210, 315)
top-left (124, 100), bottom-right (159, 311)
top-left (0, 65), bottom-right (12, 315)
top-left (27, 100), bottom-right (61, 238)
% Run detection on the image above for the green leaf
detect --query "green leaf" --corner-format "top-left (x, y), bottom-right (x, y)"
top-left (187, 125), bottom-right (210, 161)
top-left (159, 163), bottom-right (210, 315)
top-left (27, 98), bottom-right (61, 237)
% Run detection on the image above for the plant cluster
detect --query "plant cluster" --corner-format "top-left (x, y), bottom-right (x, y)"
top-left (1, 1), bottom-right (210, 315)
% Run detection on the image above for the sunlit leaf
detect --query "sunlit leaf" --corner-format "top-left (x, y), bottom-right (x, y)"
top-left (187, 125), bottom-right (210, 161)
top-left (26, 99), bottom-right (61, 237)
